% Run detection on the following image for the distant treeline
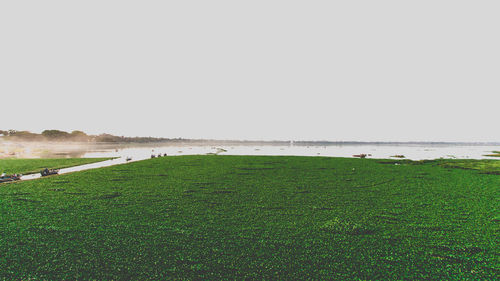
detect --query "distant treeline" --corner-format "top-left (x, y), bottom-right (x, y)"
top-left (0, 130), bottom-right (173, 143)
top-left (2, 130), bottom-right (499, 146)
top-left (293, 141), bottom-right (500, 146)
top-left (0, 129), bottom-right (290, 145)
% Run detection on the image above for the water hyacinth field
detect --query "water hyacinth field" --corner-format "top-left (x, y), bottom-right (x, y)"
top-left (0, 158), bottom-right (112, 175)
top-left (0, 155), bottom-right (498, 279)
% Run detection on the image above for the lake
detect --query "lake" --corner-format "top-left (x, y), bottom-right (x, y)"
top-left (2, 141), bottom-right (499, 161)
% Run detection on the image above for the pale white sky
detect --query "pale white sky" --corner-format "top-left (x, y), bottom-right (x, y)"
top-left (1, 1), bottom-right (499, 141)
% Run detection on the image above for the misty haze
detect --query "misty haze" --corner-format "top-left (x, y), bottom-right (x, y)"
top-left (0, 1), bottom-right (498, 280)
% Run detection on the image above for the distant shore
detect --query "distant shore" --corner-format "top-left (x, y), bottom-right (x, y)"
top-left (2, 138), bottom-right (500, 147)
top-left (2, 129), bottom-right (500, 146)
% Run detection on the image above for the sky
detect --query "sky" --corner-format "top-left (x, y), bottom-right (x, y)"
top-left (1, 1), bottom-right (499, 142)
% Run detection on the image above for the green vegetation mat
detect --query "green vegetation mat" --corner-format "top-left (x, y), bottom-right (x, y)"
top-left (0, 155), bottom-right (498, 279)
top-left (0, 158), bottom-right (113, 175)
top-left (439, 159), bottom-right (500, 175)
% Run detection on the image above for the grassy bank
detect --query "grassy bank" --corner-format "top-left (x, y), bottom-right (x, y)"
top-left (0, 158), bottom-right (113, 175)
top-left (0, 155), bottom-right (498, 279)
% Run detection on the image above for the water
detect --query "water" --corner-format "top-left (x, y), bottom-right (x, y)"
top-left (80, 143), bottom-right (499, 161)
top-left (5, 143), bottom-right (500, 182)
top-left (20, 157), bottom-right (131, 181)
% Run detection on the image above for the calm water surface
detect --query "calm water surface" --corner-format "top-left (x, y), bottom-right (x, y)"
top-left (81, 143), bottom-right (499, 161)
top-left (3, 143), bottom-right (498, 181)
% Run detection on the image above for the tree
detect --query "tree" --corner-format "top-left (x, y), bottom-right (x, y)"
top-left (9, 131), bottom-right (43, 141)
top-left (94, 134), bottom-right (120, 143)
top-left (41, 130), bottom-right (71, 140)
top-left (70, 130), bottom-right (89, 141)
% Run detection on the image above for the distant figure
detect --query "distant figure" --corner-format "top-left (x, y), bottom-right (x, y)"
top-left (353, 154), bottom-right (367, 158)
top-left (163, 153), bottom-right (167, 157)
top-left (151, 154), bottom-right (156, 158)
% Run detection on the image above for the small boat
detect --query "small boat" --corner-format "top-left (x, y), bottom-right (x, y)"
top-left (0, 174), bottom-right (22, 183)
top-left (353, 154), bottom-right (367, 158)
top-left (391, 155), bottom-right (405, 158)
top-left (41, 168), bottom-right (59, 177)
top-left (126, 157), bottom-right (132, 161)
